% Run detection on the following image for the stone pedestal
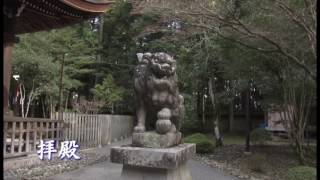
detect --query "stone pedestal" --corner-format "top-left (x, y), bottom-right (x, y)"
top-left (132, 131), bottom-right (182, 148)
top-left (110, 143), bottom-right (196, 180)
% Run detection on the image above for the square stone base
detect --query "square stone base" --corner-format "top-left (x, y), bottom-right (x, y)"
top-left (111, 143), bottom-right (195, 169)
top-left (121, 163), bottom-right (192, 180)
top-left (111, 143), bottom-right (195, 180)
top-left (132, 131), bottom-right (182, 148)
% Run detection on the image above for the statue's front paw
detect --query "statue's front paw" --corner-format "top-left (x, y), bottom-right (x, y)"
top-left (134, 125), bottom-right (146, 133)
top-left (169, 124), bottom-right (177, 133)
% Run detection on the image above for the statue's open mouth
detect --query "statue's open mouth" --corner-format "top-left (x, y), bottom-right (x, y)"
top-left (153, 64), bottom-right (173, 78)
top-left (160, 63), bottom-right (170, 69)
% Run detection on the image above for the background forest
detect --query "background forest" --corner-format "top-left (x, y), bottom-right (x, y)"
top-left (11, 0), bottom-right (316, 169)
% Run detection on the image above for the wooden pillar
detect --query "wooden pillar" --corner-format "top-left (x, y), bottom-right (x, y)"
top-left (4, 1), bottom-right (19, 115)
top-left (3, 33), bottom-right (15, 115)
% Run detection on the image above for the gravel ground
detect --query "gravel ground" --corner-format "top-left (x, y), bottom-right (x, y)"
top-left (192, 145), bottom-right (260, 180)
top-left (4, 151), bottom-right (109, 180)
top-left (5, 141), bottom-right (314, 180)
top-left (4, 139), bottom-right (131, 180)
top-left (192, 144), bottom-right (316, 180)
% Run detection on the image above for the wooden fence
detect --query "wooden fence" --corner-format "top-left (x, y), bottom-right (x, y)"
top-left (3, 116), bottom-right (64, 159)
top-left (3, 113), bottom-right (134, 159)
top-left (62, 113), bottom-right (105, 149)
top-left (55, 112), bottom-right (134, 149)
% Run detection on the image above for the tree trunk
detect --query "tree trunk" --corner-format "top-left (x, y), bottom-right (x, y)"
top-left (19, 83), bottom-right (25, 118)
top-left (202, 91), bottom-right (206, 127)
top-left (111, 103), bottom-right (115, 114)
top-left (94, 15), bottom-right (104, 86)
top-left (208, 77), bottom-right (223, 146)
top-left (25, 81), bottom-right (35, 118)
top-left (280, 69), bottom-right (313, 165)
top-left (64, 91), bottom-right (69, 111)
top-left (229, 98), bottom-right (234, 132)
top-left (31, 103), bottom-right (35, 118)
top-left (245, 87), bottom-right (251, 152)
top-left (42, 97), bottom-right (46, 118)
top-left (196, 89), bottom-right (201, 118)
top-left (295, 136), bottom-right (305, 165)
top-left (50, 95), bottom-right (53, 119)
top-left (58, 54), bottom-right (65, 120)
top-left (214, 110), bottom-right (223, 146)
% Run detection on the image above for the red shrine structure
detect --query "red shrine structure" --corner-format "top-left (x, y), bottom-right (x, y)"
top-left (3, 0), bottom-right (114, 114)
top-left (3, 0), bottom-right (117, 162)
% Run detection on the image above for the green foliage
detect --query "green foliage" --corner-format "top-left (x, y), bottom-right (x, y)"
top-left (286, 166), bottom-right (316, 180)
top-left (181, 94), bottom-right (201, 133)
top-left (141, 39), bottom-right (177, 54)
top-left (12, 1), bottom-right (162, 116)
top-left (184, 133), bottom-right (215, 154)
top-left (97, 1), bottom-right (161, 114)
top-left (13, 33), bottom-right (60, 98)
top-left (12, 21), bottom-right (100, 116)
top-left (250, 128), bottom-right (272, 145)
top-left (48, 24), bottom-right (98, 97)
top-left (91, 74), bottom-right (125, 106)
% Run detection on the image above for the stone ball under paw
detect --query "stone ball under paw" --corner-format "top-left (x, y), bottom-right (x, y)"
top-left (156, 119), bottom-right (172, 134)
top-left (157, 108), bottom-right (171, 120)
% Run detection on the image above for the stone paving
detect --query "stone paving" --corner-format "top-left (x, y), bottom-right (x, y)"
top-left (47, 159), bottom-right (239, 180)
top-left (3, 139), bottom-right (131, 180)
top-left (4, 138), bottom-right (241, 180)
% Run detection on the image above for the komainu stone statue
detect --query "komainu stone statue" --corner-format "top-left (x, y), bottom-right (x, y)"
top-left (111, 53), bottom-right (194, 180)
top-left (132, 52), bottom-right (184, 148)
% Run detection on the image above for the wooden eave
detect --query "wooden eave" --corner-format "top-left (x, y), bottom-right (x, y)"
top-left (61, 0), bottom-right (115, 13)
top-left (4, 0), bottom-right (114, 35)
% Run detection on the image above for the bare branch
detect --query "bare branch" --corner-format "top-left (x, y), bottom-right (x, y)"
top-left (303, 0), bottom-right (317, 28)
top-left (232, 19), bottom-right (316, 80)
top-left (187, 22), bottom-right (278, 52)
top-left (181, 2), bottom-right (316, 79)
top-left (217, 32), bottom-right (279, 53)
top-left (140, 0), bottom-right (316, 80)
top-left (275, 0), bottom-right (316, 58)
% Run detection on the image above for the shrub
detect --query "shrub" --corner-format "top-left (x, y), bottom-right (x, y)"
top-left (250, 128), bottom-right (272, 145)
top-left (286, 166), bottom-right (316, 180)
top-left (184, 133), bottom-right (215, 154)
top-left (245, 153), bottom-right (268, 173)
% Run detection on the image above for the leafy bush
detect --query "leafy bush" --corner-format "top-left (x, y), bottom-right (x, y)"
top-left (250, 128), bottom-right (272, 145)
top-left (286, 166), bottom-right (316, 180)
top-left (184, 133), bottom-right (215, 154)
